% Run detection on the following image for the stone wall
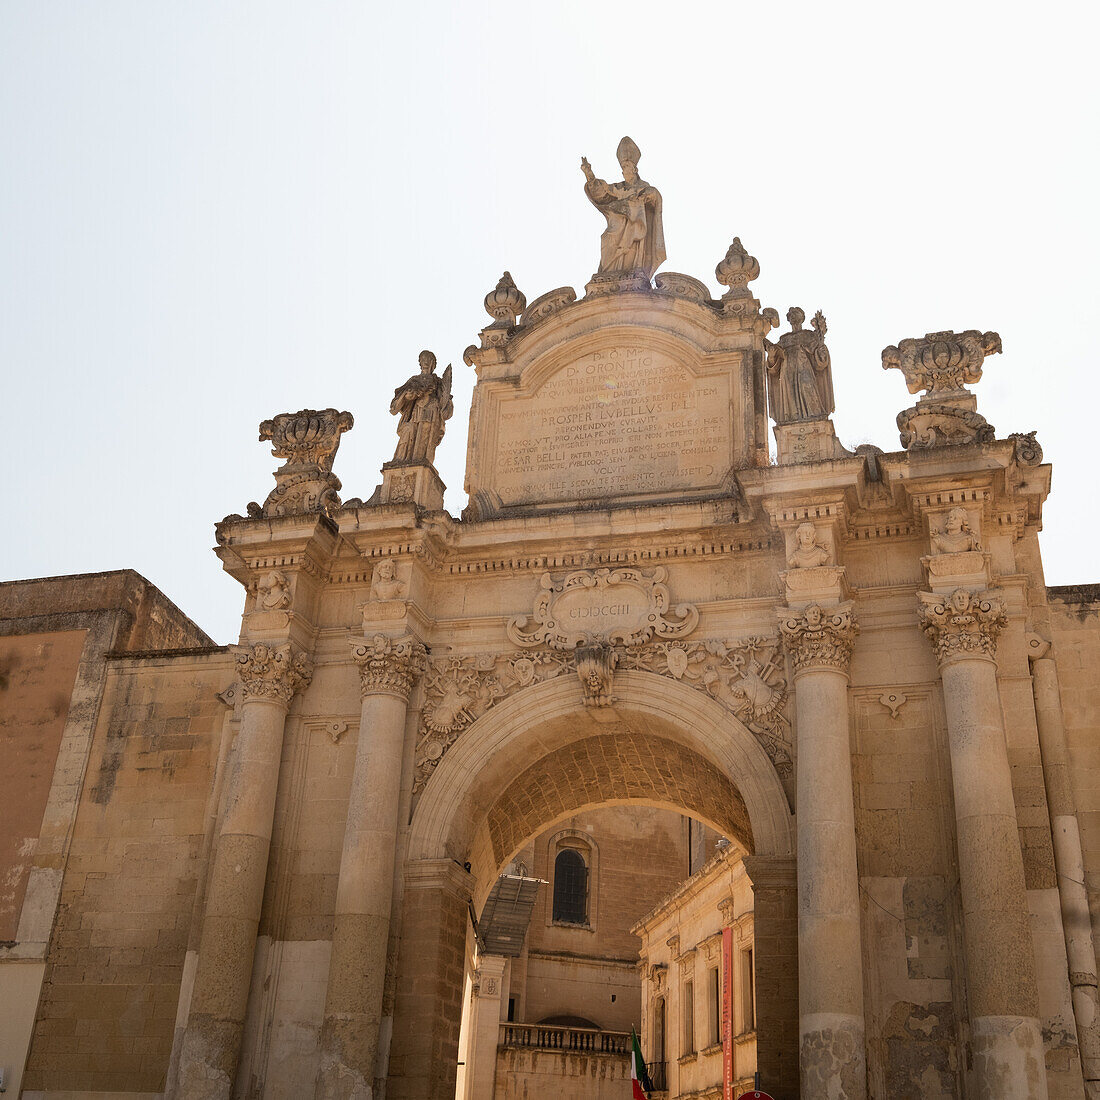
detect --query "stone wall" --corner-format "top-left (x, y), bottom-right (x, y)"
top-left (493, 1047), bottom-right (629, 1100)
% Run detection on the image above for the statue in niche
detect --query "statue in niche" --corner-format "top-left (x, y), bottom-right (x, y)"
top-left (389, 350), bottom-right (453, 466)
top-left (787, 522), bottom-right (831, 569)
top-left (370, 558), bottom-right (406, 602)
top-left (581, 136), bottom-right (666, 280)
top-left (766, 307), bottom-right (835, 424)
top-left (931, 507), bottom-right (981, 554)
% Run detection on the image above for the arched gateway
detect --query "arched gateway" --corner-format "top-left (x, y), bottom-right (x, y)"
top-left (9, 138), bottom-right (1088, 1100)
top-left (395, 672), bottom-right (797, 1098)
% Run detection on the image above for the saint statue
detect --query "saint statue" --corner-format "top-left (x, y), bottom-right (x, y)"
top-left (581, 136), bottom-right (666, 280)
top-left (765, 307), bottom-right (835, 425)
top-left (389, 350), bottom-right (453, 466)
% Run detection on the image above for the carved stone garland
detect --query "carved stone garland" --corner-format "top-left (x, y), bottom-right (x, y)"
top-left (917, 588), bottom-right (1006, 664)
top-left (349, 634), bottom-right (428, 700)
top-left (412, 636), bottom-right (792, 794)
top-left (235, 642), bottom-right (314, 706)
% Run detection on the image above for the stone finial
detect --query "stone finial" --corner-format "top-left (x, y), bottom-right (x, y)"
top-left (883, 330), bottom-right (1001, 450)
top-left (715, 237), bottom-right (760, 301)
top-left (483, 271), bottom-right (527, 328)
top-left (777, 602), bottom-right (858, 674)
top-left (575, 643), bottom-right (616, 708)
top-left (917, 588), bottom-right (1006, 665)
top-left (389, 351), bottom-right (453, 467)
top-left (253, 409), bottom-right (353, 518)
top-left (349, 634), bottom-right (428, 700)
top-left (882, 329), bottom-right (1002, 398)
top-left (235, 642), bottom-right (313, 706)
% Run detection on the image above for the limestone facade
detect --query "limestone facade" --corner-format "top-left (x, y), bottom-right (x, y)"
top-left (0, 139), bottom-right (1096, 1100)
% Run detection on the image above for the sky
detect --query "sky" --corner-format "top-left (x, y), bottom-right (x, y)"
top-left (2, 2), bottom-right (1097, 644)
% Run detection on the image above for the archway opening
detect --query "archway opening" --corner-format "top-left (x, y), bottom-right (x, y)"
top-left (393, 673), bottom-right (796, 1100)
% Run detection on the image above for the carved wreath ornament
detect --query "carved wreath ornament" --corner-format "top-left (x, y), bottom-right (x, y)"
top-left (412, 636), bottom-right (792, 794)
top-left (506, 567), bottom-right (699, 650)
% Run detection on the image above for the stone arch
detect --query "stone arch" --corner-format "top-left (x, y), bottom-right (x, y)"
top-left (390, 671), bottom-right (798, 1099)
top-left (407, 669), bottom-right (795, 872)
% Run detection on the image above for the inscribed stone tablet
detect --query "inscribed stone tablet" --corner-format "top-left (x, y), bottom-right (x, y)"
top-left (492, 346), bottom-right (730, 505)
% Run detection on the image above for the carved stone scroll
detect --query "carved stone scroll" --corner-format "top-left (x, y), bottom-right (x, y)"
top-left (506, 567), bottom-right (699, 650)
top-left (882, 329), bottom-right (1002, 398)
top-left (777, 602), bottom-right (858, 675)
top-left (349, 634), bottom-right (428, 700)
top-left (235, 642), bottom-right (313, 706)
top-left (917, 588), bottom-right (1006, 665)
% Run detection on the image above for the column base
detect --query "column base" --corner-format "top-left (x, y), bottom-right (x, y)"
top-left (800, 1012), bottom-right (866, 1100)
top-left (971, 1015), bottom-right (1048, 1100)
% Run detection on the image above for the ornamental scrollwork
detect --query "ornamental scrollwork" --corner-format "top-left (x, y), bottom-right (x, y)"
top-left (917, 588), bottom-right (1006, 665)
top-left (777, 602), bottom-right (858, 675)
top-left (349, 634), bottom-right (428, 700)
top-left (506, 567), bottom-right (699, 650)
top-left (412, 636), bottom-right (792, 794)
top-left (235, 642), bottom-right (313, 706)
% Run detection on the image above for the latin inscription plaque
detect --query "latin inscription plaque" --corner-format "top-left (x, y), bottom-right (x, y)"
top-left (492, 346), bottom-right (731, 505)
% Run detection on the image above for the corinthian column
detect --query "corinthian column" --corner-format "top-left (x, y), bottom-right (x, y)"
top-left (315, 634), bottom-right (427, 1100)
top-left (919, 589), bottom-right (1049, 1099)
top-left (778, 602), bottom-right (867, 1099)
top-left (175, 642), bottom-right (312, 1100)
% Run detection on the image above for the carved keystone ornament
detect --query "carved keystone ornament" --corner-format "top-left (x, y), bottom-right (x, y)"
top-left (506, 567), bottom-right (699, 650)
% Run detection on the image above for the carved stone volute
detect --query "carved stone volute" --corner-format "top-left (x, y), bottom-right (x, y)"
top-left (917, 588), bottom-right (1007, 665)
top-left (349, 634), bottom-right (428, 700)
top-left (777, 602), bottom-right (858, 675)
top-left (235, 642), bottom-right (313, 706)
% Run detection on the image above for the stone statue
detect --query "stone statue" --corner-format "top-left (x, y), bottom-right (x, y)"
top-left (931, 507), bottom-right (981, 554)
top-left (370, 558), bottom-right (406, 601)
top-left (765, 307), bottom-right (835, 424)
top-left (389, 351), bottom-right (453, 466)
top-left (581, 136), bottom-right (666, 280)
top-left (787, 522), bottom-right (831, 569)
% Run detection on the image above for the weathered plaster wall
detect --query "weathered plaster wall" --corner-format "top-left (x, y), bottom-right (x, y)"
top-left (493, 1047), bottom-right (629, 1100)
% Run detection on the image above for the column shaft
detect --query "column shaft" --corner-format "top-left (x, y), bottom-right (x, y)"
top-left (1032, 654), bottom-right (1100, 1095)
top-left (794, 666), bottom-right (867, 1098)
top-left (921, 587), bottom-right (1049, 1100)
top-left (316, 690), bottom-right (410, 1099)
top-left (175, 696), bottom-right (292, 1099)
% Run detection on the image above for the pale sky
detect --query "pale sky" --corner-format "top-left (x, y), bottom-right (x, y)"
top-left (3, 2), bottom-right (1096, 644)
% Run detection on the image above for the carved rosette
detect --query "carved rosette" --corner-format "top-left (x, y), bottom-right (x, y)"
top-left (777, 602), bottom-right (858, 675)
top-left (349, 635), bottom-right (428, 700)
top-left (235, 642), bottom-right (313, 706)
top-left (917, 588), bottom-right (1007, 665)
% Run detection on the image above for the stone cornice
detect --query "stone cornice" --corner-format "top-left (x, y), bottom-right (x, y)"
top-left (917, 588), bottom-right (1007, 665)
top-left (777, 601), bottom-right (858, 675)
top-left (349, 634), bottom-right (428, 700)
top-left (235, 642), bottom-right (313, 706)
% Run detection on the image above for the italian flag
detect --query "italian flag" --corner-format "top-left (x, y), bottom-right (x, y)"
top-left (631, 1027), bottom-right (653, 1099)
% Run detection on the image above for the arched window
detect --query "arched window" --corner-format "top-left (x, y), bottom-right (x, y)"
top-left (552, 848), bottom-right (588, 924)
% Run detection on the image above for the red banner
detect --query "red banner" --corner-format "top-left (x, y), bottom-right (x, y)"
top-left (722, 926), bottom-right (734, 1100)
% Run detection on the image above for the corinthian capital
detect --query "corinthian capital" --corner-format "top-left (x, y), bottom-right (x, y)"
top-left (235, 642), bottom-right (313, 706)
top-left (350, 634), bottom-right (428, 700)
top-left (918, 588), bottom-right (1006, 665)
top-left (777, 601), bottom-right (858, 675)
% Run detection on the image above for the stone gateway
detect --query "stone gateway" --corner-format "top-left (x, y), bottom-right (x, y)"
top-left (1, 137), bottom-right (1098, 1100)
